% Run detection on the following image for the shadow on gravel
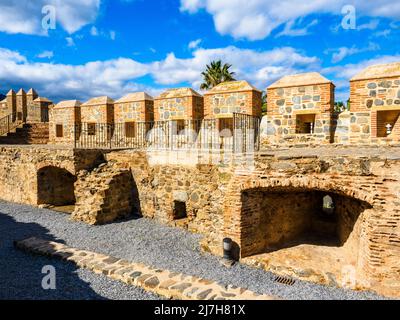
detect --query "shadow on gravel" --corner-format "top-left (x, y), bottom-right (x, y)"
top-left (0, 212), bottom-right (105, 300)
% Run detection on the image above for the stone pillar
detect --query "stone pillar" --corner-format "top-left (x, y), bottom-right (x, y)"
top-left (6, 89), bottom-right (17, 122)
top-left (26, 88), bottom-right (38, 106)
top-left (16, 89), bottom-right (27, 122)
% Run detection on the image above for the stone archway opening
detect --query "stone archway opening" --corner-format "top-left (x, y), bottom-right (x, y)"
top-left (37, 166), bottom-right (77, 209)
top-left (239, 187), bottom-right (373, 286)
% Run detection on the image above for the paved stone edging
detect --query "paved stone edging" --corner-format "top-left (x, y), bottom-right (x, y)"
top-left (14, 237), bottom-right (276, 300)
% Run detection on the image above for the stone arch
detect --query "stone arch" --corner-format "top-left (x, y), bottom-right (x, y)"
top-left (37, 166), bottom-right (77, 206)
top-left (223, 175), bottom-right (376, 260)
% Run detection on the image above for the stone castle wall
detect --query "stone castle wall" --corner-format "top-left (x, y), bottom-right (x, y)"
top-left (0, 146), bottom-right (103, 205)
top-left (263, 83), bottom-right (335, 146)
top-left (154, 96), bottom-right (204, 121)
top-left (204, 90), bottom-right (262, 119)
top-left (114, 100), bottom-right (154, 123)
top-left (222, 151), bottom-right (400, 297)
top-left (49, 105), bottom-right (81, 145)
top-left (346, 77), bottom-right (400, 145)
top-left (0, 145), bottom-right (399, 297)
top-left (80, 104), bottom-right (114, 123)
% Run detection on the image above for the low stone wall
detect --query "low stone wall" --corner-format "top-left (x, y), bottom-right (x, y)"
top-left (15, 237), bottom-right (273, 300)
top-left (104, 151), bottom-right (230, 241)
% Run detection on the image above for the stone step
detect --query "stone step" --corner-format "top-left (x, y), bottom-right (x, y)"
top-left (15, 237), bottom-right (277, 301)
top-left (0, 123), bottom-right (49, 145)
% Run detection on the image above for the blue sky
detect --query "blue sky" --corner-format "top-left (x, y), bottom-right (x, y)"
top-left (0, 0), bottom-right (399, 102)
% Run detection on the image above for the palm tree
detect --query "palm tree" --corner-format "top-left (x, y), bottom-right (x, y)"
top-left (261, 91), bottom-right (267, 115)
top-left (200, 60), bottom-right (236, 90)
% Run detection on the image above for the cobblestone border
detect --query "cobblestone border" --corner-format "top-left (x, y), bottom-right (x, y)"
top-left (14, 237), bottom-right (276, 300)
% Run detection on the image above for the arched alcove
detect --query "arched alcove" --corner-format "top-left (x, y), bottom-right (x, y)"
top-left (37, 166), bottom-right (76, 206)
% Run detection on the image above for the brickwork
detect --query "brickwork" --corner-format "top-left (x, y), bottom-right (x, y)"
top-left (204, 81), bottom-right (262, 119)
top-left (263, 73), bottom-right (335, 146)
top-left (154, 88), bottom-right (204, 121)
top-left (0, 145), bottom-right (399, 297)
top-left (345, 62), bottom-right (400, 145)
top-left (222, 151), bottom-right (400, 298)
top-left (114, 92), bottom-right (154, 123)
top-left (49, 100), bottom-right (82, 145)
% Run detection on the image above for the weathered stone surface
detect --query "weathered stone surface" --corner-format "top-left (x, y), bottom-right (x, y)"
top-left (14, 237), bottom-right (274, 301)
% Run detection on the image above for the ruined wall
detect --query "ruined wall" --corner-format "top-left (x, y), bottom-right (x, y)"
top-left (263, 83), bottom-right (334, 146)
top-left (223, 151), bottom-right (400, 297)
top-left (0, 146), bottom-right (104, 205)
top-left (72, 161), bottom-right (136, 225)
top-left (0, 145), bottom-right (399, 297)
top-left (104, 151), bottom-right (230, 240)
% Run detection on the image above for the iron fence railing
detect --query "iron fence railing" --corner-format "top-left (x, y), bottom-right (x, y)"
top-left (0, 114), bottom-right (21, 137)
top-left (72, 113), bottom-right (261, 153)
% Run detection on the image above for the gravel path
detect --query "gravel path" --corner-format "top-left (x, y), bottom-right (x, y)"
top-left (0, 200), bottom-right (388, 300)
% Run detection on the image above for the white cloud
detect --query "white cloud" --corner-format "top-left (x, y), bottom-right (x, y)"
top-left (357, 19), bottom-right (380, 31)
top-left (90, 26), bottom-right (99, 36)
top-left (66, 37), bottom-right (75, 47)
top-left (373, 29), bottom-right (391, 37)
top-left (0, 45), bottom-right (319, 101)
top-left (37, 51), bottom-right (54, 59)
top-left (276, 19), bottom-right (319, 38)
top-left (327, 42), bottom-right (380, 63)
top-left (110, 30), bottom-right (116, 40)
top-left (0, 47), bottom-right (151, 101)
top-left (188, 39), bottom-right (202, 49)
top-left (150, 46), bottom-right (320, 90)
top-left (0, 0), bottom-right (100, 35)
top-left (180, 0), bottom-right (400, 40)
top-left (323, 54), bottom-right (400, 101)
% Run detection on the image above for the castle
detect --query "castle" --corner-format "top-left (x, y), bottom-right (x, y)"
top-left (1, 61), bottom-right (399, 147)
top-left (0, 61), bottom-right (400, 298)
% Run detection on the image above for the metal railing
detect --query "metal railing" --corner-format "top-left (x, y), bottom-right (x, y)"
top-left (72, 113), bottom-right (261, 153)
top-left (0, 114), bottom-right (19, 137)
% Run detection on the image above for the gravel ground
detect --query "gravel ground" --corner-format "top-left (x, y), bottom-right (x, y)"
top-left (0, 200), bottom-right (389, 300)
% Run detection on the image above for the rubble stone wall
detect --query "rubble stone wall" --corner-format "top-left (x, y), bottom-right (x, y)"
top-left (114, 100), bottom-right (154, 123)
top-left (48, 106), bottom-right (80, 145)
top-left (204, 90), bottom-right (262, 118)
top-left (0, 146), bottom-right (399, 297)
top-left (72, 161), bottom-right (136, 225)
top-left (0, 146), bottom-right (104, 205)
top-left (223, 152), bottom-right (400, 297)
top-left (263, 83), bottom-right (335, 146)
top-left (348, 77), bottom-right (400, 145)
top-left (154, 96), bottom-right (204, 121)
